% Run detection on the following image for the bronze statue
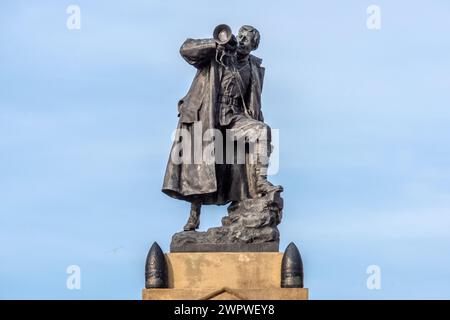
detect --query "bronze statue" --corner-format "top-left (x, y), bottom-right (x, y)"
top-left (162, 25), bottom-right (283, 252)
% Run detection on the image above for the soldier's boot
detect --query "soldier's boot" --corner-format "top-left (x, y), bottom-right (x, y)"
top-left (183, 201), bottom-right (201, 231)
top-left (255, 162), bottom-right (283, 196)
top-left (255, 140), bottom-right (283, 196)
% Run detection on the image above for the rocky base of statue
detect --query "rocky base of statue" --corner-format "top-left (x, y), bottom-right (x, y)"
top-left (170, 190), bottom-right (283, 252)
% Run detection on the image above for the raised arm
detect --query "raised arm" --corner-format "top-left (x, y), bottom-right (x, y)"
top-left (179, 38), bottom-right (217, 68)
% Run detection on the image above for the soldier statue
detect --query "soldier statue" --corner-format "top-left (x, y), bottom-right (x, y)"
top-left (162, 25), bottom-right (282, 232)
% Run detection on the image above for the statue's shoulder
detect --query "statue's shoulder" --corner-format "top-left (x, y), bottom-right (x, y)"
top-left (249, 54), bottom-right (263, 68)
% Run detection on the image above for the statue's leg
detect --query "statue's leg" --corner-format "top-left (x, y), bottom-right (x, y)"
top-left (253, 123), bottom-right (283, 196)
top-left (230, 116), bottom-right (282, 196)
top-left (183, 199), bottom-right (202, 231)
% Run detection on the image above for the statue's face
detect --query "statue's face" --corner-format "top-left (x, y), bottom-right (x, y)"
top-left (236, 29), bottom-right (254, 56)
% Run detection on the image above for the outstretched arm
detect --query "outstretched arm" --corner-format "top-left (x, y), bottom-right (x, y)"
top-left (179, 38), bottom-right (216, 68)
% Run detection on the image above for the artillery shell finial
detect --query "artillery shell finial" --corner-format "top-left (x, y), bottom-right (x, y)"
top-left (145, 242), bottom-right (167, 288)
top-left (281, 242), bottom-right (304, 288)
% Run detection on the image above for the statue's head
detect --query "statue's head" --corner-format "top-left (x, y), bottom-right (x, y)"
top-left (237, 25), bottom-right (260, 57)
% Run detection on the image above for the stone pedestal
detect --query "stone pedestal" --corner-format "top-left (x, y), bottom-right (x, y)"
top-left (142, 252), bottom-right (308, 300)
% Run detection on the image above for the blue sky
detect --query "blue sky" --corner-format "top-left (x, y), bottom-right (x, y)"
top-left (1, 0), bottom-right (450, 299)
